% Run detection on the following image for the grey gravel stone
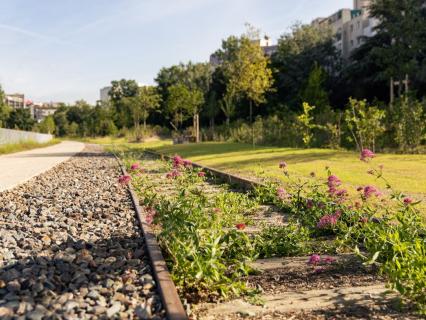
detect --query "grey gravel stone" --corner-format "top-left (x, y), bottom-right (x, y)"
top-left (0, 146), bottom-right (166, 319)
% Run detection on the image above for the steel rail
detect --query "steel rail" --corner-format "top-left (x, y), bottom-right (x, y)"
top-left (115, 154), bottom-right (188, 320)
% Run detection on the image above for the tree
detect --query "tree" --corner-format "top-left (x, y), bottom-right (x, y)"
top-left (37, 115), bottom-right (56, 134)
top-left (6, 108), bottom-right (35, 131)
top-left (220, 29), bottom-right (274, 145)
top-left (272, 23), bottom-right (341, 109)
top-left (300, 63), bottom-right (329, 110)
top-left (123, 86), bottom-right (161, 141)
top-left (220, 86), bottom-right (237, 126)
top-left (109, 79), bottom-right (139, 128)
top-left (0, 85), bottom-right (11, 127)
top-left (344, 98), bottom-right (386, 152)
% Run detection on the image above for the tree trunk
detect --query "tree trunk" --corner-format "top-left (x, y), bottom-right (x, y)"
top-left (250, 100), bottom-right (254, 148)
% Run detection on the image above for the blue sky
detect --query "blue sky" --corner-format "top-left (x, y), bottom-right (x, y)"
top-left (0, 0), bottom-right (352, 104)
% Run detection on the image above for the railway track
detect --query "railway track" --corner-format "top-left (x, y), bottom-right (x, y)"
top-left (0, 145), bottom-right (187, 320)
top-left (122, 149), bottom-right (419, 320)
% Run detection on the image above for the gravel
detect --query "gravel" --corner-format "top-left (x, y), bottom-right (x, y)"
top-left (0, 145), bottom-right (166, 319)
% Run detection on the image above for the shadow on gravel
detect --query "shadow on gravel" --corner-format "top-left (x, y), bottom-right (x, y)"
top-left (0, 236), bottom-right (163, 318)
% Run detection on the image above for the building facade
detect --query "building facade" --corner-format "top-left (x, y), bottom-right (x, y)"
top-left (312, 0), bottom-right (377, 60)
top-left (100, 86), bottom-right (112, 102)
top-left (5, 94), bottom-right (25, 109)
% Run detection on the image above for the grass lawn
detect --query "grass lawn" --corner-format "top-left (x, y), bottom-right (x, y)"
top-left (0, 139), bottom-right (60, 155)
top-left (70, 136), bottom-right (173, 149)
top-left (152, 142), bottom-right (426, 199)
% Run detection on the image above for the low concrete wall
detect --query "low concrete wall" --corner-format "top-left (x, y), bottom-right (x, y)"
top-left (0, 128), bottom-right (53, 145)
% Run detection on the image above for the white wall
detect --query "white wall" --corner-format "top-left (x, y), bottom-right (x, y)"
top-left (0, 128), bottom-right (53, 145)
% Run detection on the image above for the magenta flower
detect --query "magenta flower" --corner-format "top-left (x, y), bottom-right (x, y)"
top-left (145, 207), bottom-right (157, 225)
top-left (118, 175), bottom-right (131, 185)
top-left (277, 187), bottom-right (289, 201)
top-left (279, 161), bottom-right (287, 169)
top-left (317, 214), bottom-right (338, 229)
top-left (306, 199), bottom-right (314, 209)
top-left (323, 256), bottom-right (336, 264)
top-left (403, 197), bottom-right (413, 205)
top-left (360, 149), bottom-right (375, 161)
top-left (363, 185), bottom-right (378, 198)
top-left (172, 155), bottom-right (185, 168)
top-left (235, 223), bottom-right (246, 230)
top-left (308, 254), bottom-right (321, 265)
top-left (166, 169), bottom-right (181, 179)
top-left (198, 171), bottom-right (206, 177)
top-left (183, 159), bottom-right (192, 168)
top-left (327, 175), bottom-right (342, 187)
top-left (130, 163), bottom-right (140, 171)
top-left (335, 189), bottom-right (348, 198)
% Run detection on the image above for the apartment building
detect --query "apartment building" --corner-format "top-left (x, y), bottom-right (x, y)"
top-left (32, 103), bottom-right (59, 122)
top-left (5, 93), bottom-right (25, 109)
top-left (312, 0), bottom-right (378, 60)
top-left (209, 36), bottom-right (278, 67)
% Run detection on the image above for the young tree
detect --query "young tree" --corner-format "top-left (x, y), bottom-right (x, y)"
top-left (123, 86), bottom-right (161, 141)
top-left (37, 115), bottom-right (56, 134)
top-left (300, 63), bottom-right (329, 110)
top-left (221, 31), bottom-right (274, 145)
top-left (0, 85), bottom-right (11, 127)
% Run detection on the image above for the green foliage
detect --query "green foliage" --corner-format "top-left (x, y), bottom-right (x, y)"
top-left (255, 224), bottom-right (310, 258)
top-left (297, 102), bottom-right (316, 147)
top-left (6, 108), bottom-right (35, 131)
top-left (0, 85), bottom-right (11, 128)
top-left (392, 97), bottom-right (426, 151)
top-left (300, 63), bottom-right (329, 110)
top-left (36, 115), bottom-right (55, 134)
top-left (344, 98), bottom-right (386, 151)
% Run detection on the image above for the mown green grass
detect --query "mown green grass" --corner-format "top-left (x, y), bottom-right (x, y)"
top-left (0, 139), bottom-right (60, 155)
top-left (153, 142), bottom-right (426, 198)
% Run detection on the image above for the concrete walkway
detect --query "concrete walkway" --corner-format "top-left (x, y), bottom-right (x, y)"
top-left (0, 141), bottom-right (85, 192)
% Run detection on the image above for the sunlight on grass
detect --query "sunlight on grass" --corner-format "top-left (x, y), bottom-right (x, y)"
top-left (0, 139), bottom-right (60, 155)
top-left (153, 142), bottom-right (426, 197)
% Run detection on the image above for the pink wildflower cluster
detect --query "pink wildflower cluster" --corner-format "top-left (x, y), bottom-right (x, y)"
top-left (166, 169), bottom-right (181, 179)
top-left (317, 210), bottom-right (341, 229)
top-left (118, 175), bottom-right (131, 185)
top-left (360, 148), bottom-right (375, 162)
top-left (172, 155), bottom-right (184, 168)
top-left (307, 254), bottom-right (336, 265)
top-left (130, 163), bottom-right (140, 171)
top-left (277, 187), bottom-right (289, 201)
top-left (279, 161), bottom-right (287, 169)
top-left (327, 175), bottom-right (347, 200)
top-left (145, 207), bottom-right (157, 225)
top-left (306, 199), bottom-right (314, 209)
top-left (198, 171), bottom-right (206, 177)
top-left (403, 197), bottom-right (413, 205)
top-left (362, 185), bottom-right (382, 198)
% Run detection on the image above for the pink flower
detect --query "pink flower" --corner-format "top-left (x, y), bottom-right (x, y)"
top-left (279, 161), bottom-right (287, 169)
top-left (213, 208), bottom-right (221, 213)
top-left (277, 187), bottom-right (289, 201)
top-left (198, 172), bottom-right (206, 177)
top-left (327, 175), bottom-right (341, 187)
top-left (306, 199), bottom-right (314, 209)
top-left (172, 155), bottom-right (185, 168)
top-left (360, 149), bottom-right (375, 161)
top-left (166, 169), bottom-right (181, 179)
top-left (308, 254), bottom-right (321, 265)
top-left (183, 159), bottom-right (192, 168)
top-left (235, 223), bottom-right (246, 230)
top-left (363, 185), bottom-right (378, 199)
top-left (334, 210), bottom-right (342, 218)
top-left (335, 189), bottom-right (348, 198)
top-left (317, 214), bottom-right (338, 229)
top-left (118, 175), bottom-right (131, 185)
top-left (145, 207), bottom-right (157, 225)
top-left (403, 197), bottom-right (413, 205)
top-left (130, 163), bottom-right (140, 171)
top-left (323, 256), bottom-right (336, 264)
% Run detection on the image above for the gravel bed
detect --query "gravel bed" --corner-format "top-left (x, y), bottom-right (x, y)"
top-left (0, 145), bottom-right (165, 319)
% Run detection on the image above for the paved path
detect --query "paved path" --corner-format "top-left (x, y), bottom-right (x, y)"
top-left (0, 141), bottom-right (85, 192)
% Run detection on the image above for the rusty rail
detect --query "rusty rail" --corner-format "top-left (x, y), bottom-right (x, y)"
top-left (115, 155), bottom-right (188, 320)
top-left (144, 149), bottom-right (266, 190)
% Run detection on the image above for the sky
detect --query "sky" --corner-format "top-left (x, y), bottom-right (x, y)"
top-left (0, 0), bottom-right (352, 104)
